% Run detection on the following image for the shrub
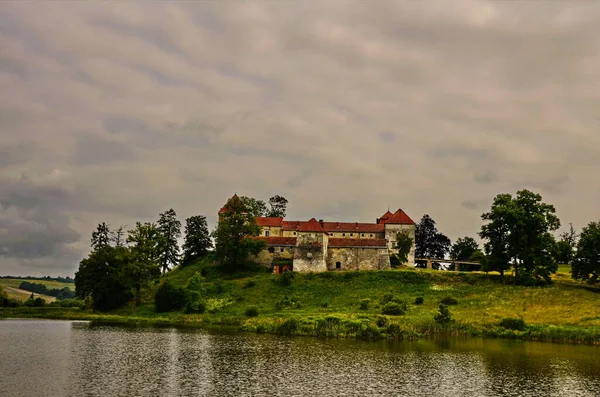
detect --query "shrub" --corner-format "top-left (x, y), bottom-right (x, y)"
top-left (214, 280), bottom-right (225, 294)
top-left (414, 296), bottom-right (424, 305)
top-left (25, 297), bottom-right (46, 307)
top-left (434, 303), bottom-right (455, 324)
top-left (280, 271), bottom-right (295, 287)
top-left (184, 300), bottom-right (206, 314)
top-left (275, 295), bottom-right (301, 310)
top-left (499, 317), bottom-right (526, 331)
top-left (155, 281), bottom-right (186, 313)
top-left (439, 296), bottom-right (458, 305)
top-left (375, 315), bottom-right (389, 328)
top-left (276, 318), bottom-right (299, 336)
top-left (359, 299), bottom-right (370, 310)
top-left (245, 306), bottom-right (259, 317)
top-left (389, 254), bottom-right (401, 268)
top-left (243, 280), bottom-right (256, 289)
top-left (382, 302), bottom-right (407, 316)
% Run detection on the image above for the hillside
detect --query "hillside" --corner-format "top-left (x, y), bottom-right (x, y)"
top-left (0, 278), bottom-right (68, 302)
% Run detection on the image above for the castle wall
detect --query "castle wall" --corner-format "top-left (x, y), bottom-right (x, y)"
top-left (293, 232), bottom-right (328, 272)
top-left (327, 232), bottom-right (385, 239)
top-left (261, 226), bottom-right (282, 237)
top-left (251, 246), bottom-right (294, 267)
top-left (384, 224), bottom-right (416, 266)
top-left (326, 247), bottom-right (390, 271)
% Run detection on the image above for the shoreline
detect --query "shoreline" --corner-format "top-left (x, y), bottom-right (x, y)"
top-left (3, 307), bottom-right (600, 345)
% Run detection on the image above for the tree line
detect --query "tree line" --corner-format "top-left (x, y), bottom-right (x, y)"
top-left (74, 195), bottom-right (286, 311)
top-left (397, 189), bottom-right (600, 286)
top-left (18, 282), bottom-right (76, 300)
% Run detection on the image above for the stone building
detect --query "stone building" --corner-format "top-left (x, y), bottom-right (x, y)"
top-left (219, 195), bottom-right (416, 273)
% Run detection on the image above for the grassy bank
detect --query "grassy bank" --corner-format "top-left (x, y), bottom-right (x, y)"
top-left (3, 261), bottom-right (600, 344)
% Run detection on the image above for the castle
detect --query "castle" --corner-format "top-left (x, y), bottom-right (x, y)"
top-left (220, 195), bottom-right (416, 273)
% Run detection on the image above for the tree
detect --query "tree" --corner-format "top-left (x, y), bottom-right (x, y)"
top-left (572, 221), bottom-right (600, 283)
top-left (239, 196), bottom-right (267, 217)
top-left (74, 245), bottom-right (132, 311)
top-left (450, 237), bottom-right (479, 261)
top-left (157, 209), bottom-right (181, 273)
top-left (91, 222), bottom-right (111, 251)
top-left (415, 215), bottom-right (451, 268)
top-left (479, 189), bottom-right (560, 284)
top-left (182, 215), bottom-right (212, 266)
top-left (394, 230), bottom-right (414, 264)
top-left (267, 195), bottom-right (288, 218)
top-left (112, 226), bottom-right (126, 247)
top-left (555, 223), bottom-right (578, 265)
top-left (213, 195), bottom-right (266, 271)
top-left (125, 222), bottom-right (163, 305)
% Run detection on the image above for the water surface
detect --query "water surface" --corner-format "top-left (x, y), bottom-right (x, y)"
top-left (1, 319), bottom-right (599, 396)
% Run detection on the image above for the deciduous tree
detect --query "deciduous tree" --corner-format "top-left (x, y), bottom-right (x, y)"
top-left (182, 215), bottom-right (213, 265)
top-left (450, 237), bottom-right (479, 261)
top-left (394, 230), bottom-right (414, 264)
top-left (415, 215), bottom-right (451, 268)
top-left (91, 222), bottom-right (111, 251)
top-left (239, 196), bottom-right (268, 217)
top-left (267, 195), bottom-right (288, 218)
top-left (125, 222), bottom-right (163, 305)
top-left (572, 221), bottom-right (600, 283)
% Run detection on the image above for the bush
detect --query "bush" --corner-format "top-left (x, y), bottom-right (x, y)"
top-left (275, 295), bottom-right (301, 310)
top-left (359, 299), bottom-right (370, 310)
top-left (439, 296), bottom-right (458, 305)
top-left (389, 254), bottom-right (401, 268)
top-left (382, 302), bottom-right (407, 316)
top-left (184, 299), bottom-right (206, 314)
top-left (414, 296), bottom-right (424, 305)
top-left (245, 306), bottom-right (259, 317)
top-left (434, 303), bottom-right (455, 324)
top-left (375, 315), bottom-right (389, 327)
top-left (499, 317), bottom-right (526, 331)
top-left (280, 271), bottom-right (295, 287)
top-left (25, 297), bottom-right (46, 307)
top-left (154, 282), bottom-right (186, 313)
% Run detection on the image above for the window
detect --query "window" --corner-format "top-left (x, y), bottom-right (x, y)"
top-left (265, 230), bottom-right (270, 237)
top-left (361, 233), bottom-right (364, 237)
top-left (329, 233), bottom-right (333, 236)
top-left (336, 261), bottom-right (341, 269)
top-left (342, 233), bottom-right (346, 237)
top-left (350, 233), bottom-right (353, 237)
top-left (268, 247), bottom-right (275, 253)
top-left (370, 234), bottom-right (373, 237)
top-left (293, 232), bottom-right (296, 235)
top-left (281, 248), bottom-right (284, 252)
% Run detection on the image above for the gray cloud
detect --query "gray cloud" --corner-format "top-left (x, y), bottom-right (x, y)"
top-left (2, 1), bottom-right (600, 275)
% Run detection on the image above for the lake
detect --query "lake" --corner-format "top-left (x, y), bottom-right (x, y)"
top-left (1, 319), bottom-right (599, 396)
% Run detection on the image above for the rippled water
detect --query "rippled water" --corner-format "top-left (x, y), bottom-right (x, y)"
top-left (1, 319), bottom-right (600, 396)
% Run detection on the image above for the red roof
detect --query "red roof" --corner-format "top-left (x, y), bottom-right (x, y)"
top-left (382, 209), bottom-right (415, 225)
top-left (256, 217), bottom-right (283, 227)
top-left (297, 218), bottom-right (327, 233)
top-left (253, 236), bottom-right (297, 246)
top-left (322, 221), bottom-right (384, 233)
top-left (328, 238), bottom-right (387, 248)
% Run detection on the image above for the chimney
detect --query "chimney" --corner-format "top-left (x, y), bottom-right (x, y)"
top-left (319, 219), bottom-right (324, 227)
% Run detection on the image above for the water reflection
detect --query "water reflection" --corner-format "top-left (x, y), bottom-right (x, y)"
top-left (1, 319), bottom-right (600, 396)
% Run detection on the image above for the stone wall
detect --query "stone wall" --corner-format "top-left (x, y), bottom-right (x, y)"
top-left (384, 224), bottom-right (416, 266)
top-left (293, 232), bottom-right (328, 272)
top-left (251, 246), bottom-right (294, 268)
top-left (326, 247), bottom-right (390, 271)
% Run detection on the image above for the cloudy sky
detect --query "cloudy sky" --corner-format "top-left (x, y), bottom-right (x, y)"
top-left (1, 1), bottom-right (600, 276)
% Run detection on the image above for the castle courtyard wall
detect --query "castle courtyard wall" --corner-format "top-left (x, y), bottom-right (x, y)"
top-left (326, 247), bottom-right (390, 271)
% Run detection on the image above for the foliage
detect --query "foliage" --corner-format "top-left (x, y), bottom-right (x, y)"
top-left (18, 282), bottom-right (76, 300)
top-left (394, 230), bottom-right (414, 264)
top-left (75, 245), bottom-right (133, 311)
top-left (499, 317), bottom-right (526, 331)
top-left (450, 237), bottom-right (479, 261)
top-left (415, 214), bottom-right (451, 268)
top-left (480, 189), bottom-right (560, 283)
top-left (157, 208), bottom-right (182, 274)
top-left (111, 226), bottom-right (126, 247)
top-left (267, 195), bottom-right (288, 218)
top-left (414, 296), bottom-right (424, 305)
top-left (359, 299), bottom-right (370, 310)
top-left (239, 196), bottom-right (268, 217)
top-left (389, 254), bottom-right (401, 268)
top-left (91, 222), bottom-right (112, 251)
top-left (381, 302), bottom-right (406, 315)
top-left (572, 221), bottom-right (600, 283)
top-left (434, 303), bottom-right (454, 324)
top-left (125, 222), bottom-right (164, 305)
top-left (555, 223), bottom-right (578, 265)
top-left (245, 306), bottom-right (259, 317)
top-left (182, 215), bottom-right (212, 266)
top-left (439, 296), bottom-right (458, 305)
top-left (275, 295), bottom-right (301, 310)
top-left (279, 270), bottom-right (295, 287)
top-left (243, 280), bottom-right (256, 289)
top-left (213, 195), bottom-right (266, 271)
top-left (25, 296), bottom-right (46, 307)
top-left (154, 281), bottom-right (186, 313)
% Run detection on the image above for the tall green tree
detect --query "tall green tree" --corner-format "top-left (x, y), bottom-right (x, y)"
top-left (555, 223), bottom-right (578, 265)
top-left (213, 195), bottom-right (266, 271)
top-left (239, 196), bottom-right (268, 217)
top-left (572, 221), bottom-right (600, 283)
top-left (125, 222), bottom-right (163, 305)
top-left (394, 230), bottom-right (414, 264)
top-left (182, 215), bottom-right (213, 265)
top-left (267, 195), bottom-right (288, 218)
top-left (480, 189), bottom-right (560, 284)
top-left (450, 237), bottom-right (479, 261)
top-left (415, 215), bottom-right (451, 269)
top-left (91, 222), bottom-right (111, 251)
top-left (157, 209), bottom-right (181, 273)
top-left (112, 226), bottom-right (126, 247)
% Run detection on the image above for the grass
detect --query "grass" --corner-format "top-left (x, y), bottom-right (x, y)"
top-left (3, 261), bottom-right (600, 344)
top-left (0, 278), bottom-right (74, 290)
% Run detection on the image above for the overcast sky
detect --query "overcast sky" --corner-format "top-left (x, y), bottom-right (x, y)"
top-left (1, 1), bottom-right (600, 276)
